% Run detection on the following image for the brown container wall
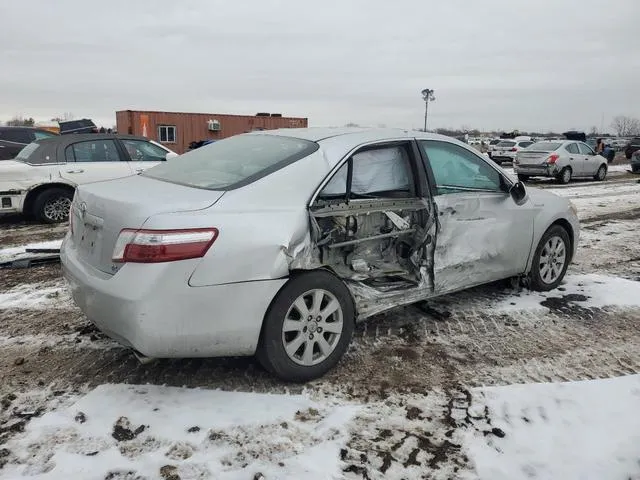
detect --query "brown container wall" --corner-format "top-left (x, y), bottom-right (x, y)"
top-left (116, 110), bottom-right (308, 154)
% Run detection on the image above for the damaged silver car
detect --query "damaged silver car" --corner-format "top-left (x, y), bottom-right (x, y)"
top-left (61, 128), bottom-right (580, 381)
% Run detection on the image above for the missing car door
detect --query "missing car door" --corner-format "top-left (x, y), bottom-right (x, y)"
top-left (307, 141), bottom-right (437, 317)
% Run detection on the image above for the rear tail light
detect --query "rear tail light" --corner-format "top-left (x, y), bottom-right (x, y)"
top-left (510, 147), bottom-right (518, 152)
top-left (112, 228), bottom-right (218, 263)
top-left (547, 153), bottom-right (560, 164)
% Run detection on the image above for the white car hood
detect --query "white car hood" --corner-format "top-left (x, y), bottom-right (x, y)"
top-left (526, 186), bottom-right (569, 208)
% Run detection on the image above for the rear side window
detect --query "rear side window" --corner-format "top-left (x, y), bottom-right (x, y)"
top-left (65, 139), bottom-right (123, 162)
top-left (518, 141), bottom-right (533, 148)
top-left (143, 134), bottom-right (318, 190)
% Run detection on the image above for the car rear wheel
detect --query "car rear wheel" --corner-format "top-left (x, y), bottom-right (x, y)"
top-left (528, 225), bottom-right (571, 291)
top-left (517, 174), bottom-right (530, 182)
top-left (556, 167), bottom-right (572, 184)
top-left (594, 164), bottom-right (607, 181)
top-left (257, 270), bottom-right (355, 382)
top-left (33, 188), bottom-right (73, 223)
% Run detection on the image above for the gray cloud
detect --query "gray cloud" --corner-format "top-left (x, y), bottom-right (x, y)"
top-left (1, 0), bottom-right (639, 132)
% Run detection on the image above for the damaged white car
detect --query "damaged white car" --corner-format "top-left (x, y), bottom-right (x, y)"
top-left (61, 128), bottom-right (580, 381)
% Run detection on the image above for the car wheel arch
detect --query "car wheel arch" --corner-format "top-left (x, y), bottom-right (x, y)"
top-left (23, 182), bottom-right (75, 217)
top-left (257, 268), bottom-right (358, 342)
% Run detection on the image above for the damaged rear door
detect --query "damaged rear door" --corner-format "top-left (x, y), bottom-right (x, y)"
top-left (308, 140), bottom-right (437, 318)
top-left (418, 140), bottom-right (535, 294)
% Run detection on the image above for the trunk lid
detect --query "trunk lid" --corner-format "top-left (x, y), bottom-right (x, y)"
top-left (70, 175), bottom-right (224, 274)
top-left (516, 151), bottom-right (552, 165)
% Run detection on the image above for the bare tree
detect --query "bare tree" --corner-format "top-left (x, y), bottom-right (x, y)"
top-left (589, 126), bottom-right (598, 136)
top-left (51, 112), bottom-right (74, 123)
top-left (611, 116), bottom-right (640, 137)
top-left (5, 116), bottom-right (35, 126)
top-left (344, 122), bottom-right (360, 127)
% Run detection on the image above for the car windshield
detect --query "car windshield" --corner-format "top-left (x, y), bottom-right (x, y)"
top-left (527, 142), bottom-right (562, 152)
top-left (497, 141), bottom-right (515, 147)
top-left (15, 142), bottom-right (40, 162)
top-left (142, 134), bottom-right (319, 190)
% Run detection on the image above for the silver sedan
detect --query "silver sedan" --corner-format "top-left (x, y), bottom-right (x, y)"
top-left (61, 129), bottom-right (580, 381)
top-left (514, 140), bottom-right (609, 184)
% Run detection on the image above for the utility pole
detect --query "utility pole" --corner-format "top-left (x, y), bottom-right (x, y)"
top-left (421, 88), bottom-right (435, 131)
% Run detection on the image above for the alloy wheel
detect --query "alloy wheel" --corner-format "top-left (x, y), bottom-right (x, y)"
top-left (281, 289), bottom-right (344, 366)
top-left (562, 168), bottom-right (571, 183)
top-left (538, 235), bottom-right (567, 285)
top-left (44, 196), bottom-right (72, 222)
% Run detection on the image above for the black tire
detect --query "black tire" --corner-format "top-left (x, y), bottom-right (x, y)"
top-left (556, 167), bottom-right (572, 184)
top-left (528, 225), bottom-right (571, 292)
top-left (517, 174), bottom-right (530, 182)
top-left (33, 188), bottom-right (73, 223)
top-left (257, 270), bottom-right (355, 382)
top-left (594, 164), bottom-right (607, 181)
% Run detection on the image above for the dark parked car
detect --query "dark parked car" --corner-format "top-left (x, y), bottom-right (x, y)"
top-left (624, 138), bottom-right (640, 159)
top-left (0, 126), bottom-right (58, 160)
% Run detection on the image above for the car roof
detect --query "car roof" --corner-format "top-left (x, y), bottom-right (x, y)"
top-left (34, 133), bottom-right (149, 146)
top-left (254, 127), bottom-right (459, 144)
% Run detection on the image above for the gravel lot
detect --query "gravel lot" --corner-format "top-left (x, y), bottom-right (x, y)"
top-left (1, 177), bottom-right (639, 479)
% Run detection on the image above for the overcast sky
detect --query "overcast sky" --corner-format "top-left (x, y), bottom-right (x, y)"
top-left (1, 0), bottom-right (639, 133)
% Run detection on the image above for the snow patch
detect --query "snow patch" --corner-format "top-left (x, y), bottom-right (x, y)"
top-left (2, 384), bottom-right (360, 479)
top-left (464, 375), bottom-right (640, 480)
top-left (494, 274), bottom-right (640, 313)
top-left (0, 280), bottom-right (70, 310)
top-left (0, 239), bottom-right (63, 263)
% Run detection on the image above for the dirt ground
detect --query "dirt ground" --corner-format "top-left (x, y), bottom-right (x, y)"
top-left (1, 180), bottom-right (639, 478)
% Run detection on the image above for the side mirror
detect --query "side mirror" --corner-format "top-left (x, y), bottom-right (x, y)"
top-left (165, 152), bottom-right (179, 161)
top-left (510, 181), bottom-right (527, 205)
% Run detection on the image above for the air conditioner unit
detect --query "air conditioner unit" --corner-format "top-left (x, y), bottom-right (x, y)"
top-left (207, 119), bottom-right (221, 131)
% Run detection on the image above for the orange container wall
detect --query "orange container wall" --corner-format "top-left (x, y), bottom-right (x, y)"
top-left (116, 110), bottom-right (308, 153)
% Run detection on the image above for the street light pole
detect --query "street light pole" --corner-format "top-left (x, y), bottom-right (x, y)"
top-left (421, 88), bottom-right (435, 131)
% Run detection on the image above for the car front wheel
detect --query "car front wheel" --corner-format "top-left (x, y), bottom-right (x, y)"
top-left (528, 225), bottom-right (571, 291)
top-left (33, 188), bottom-right (73, 223)
top-left (594, 164), bottom-right (607, 181)
top-left (257, 270), bottom-right (355, 382)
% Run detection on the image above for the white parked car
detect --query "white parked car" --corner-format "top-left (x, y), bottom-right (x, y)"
top-left (61, 128), bottom-right (580, 382)
top-left (514, 140), bottom-right (608, 184)
top-left (0, 134), bottom-right (177, 223)
top-left (491, 138), bottom-right (534, 165)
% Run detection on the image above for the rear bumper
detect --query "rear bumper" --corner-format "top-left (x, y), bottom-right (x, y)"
top-left (0, 189), bottom-right (25, 215)
top-left (514, 164), bottom-right (558, 177)
top-left (61, 234), bottom-right (287, 358)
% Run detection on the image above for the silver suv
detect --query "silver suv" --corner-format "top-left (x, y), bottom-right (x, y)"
top-left (514, 140), bottom-right (608, 184)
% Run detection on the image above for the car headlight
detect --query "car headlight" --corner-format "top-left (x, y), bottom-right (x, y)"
top-left (569, 201), bottom-right (578, 216)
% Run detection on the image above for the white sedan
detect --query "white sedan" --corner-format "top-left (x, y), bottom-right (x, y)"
top-left (0, 134), bottom-right (176, 223)
top-left (61, 128), bottom-right (580, 382)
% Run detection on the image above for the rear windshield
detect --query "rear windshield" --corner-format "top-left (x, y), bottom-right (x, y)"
top-left (143, 134), bottom-right (319, 190)
top-left (527, 142), bottom-right (562, 152)
top-left (15, 142), bottom-right (40, 162)
top-left (497, 141), bottom-right (516, 147)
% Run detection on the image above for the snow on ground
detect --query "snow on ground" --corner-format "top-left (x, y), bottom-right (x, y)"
top-left (1, 384), bottom-right (360, 480)
top-left (492, 273), bottom-right (640, 313)
top-left (545, 180), bottom-right (640, 220)
top-left (0, 280), bottom-right (70, 310)
top-left (0, 239), bottom-right (63, 263)
top-left (464, 374), bottom-right (640, 480)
